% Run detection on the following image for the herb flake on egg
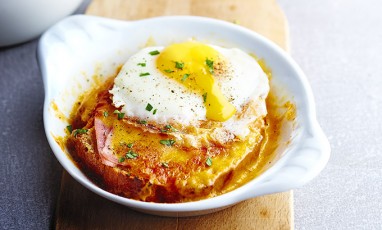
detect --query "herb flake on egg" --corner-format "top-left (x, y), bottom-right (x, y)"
top-left (149, 50), bottom-right (160, 55)
top-left (146, 103), bottom-right (153, 111)
top-left (181, 73), bottom-right (190, 82)
top-left (175, 61), bottom-right (184, 69)
top-left (206, 58), bottom-right (214, 74)
top-left (202, 93), bottom-right (208, 103)
top-left (139, 72), bottom-right (150, 77)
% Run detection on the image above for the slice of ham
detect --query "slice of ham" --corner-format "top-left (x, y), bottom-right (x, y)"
top-left (94, 117), bottom-right (119, 167)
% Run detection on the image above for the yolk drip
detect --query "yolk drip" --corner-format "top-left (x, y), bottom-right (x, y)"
top-left (156, 42), bottom-right (236, 122)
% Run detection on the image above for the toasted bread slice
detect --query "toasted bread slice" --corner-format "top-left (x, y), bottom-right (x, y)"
top-left (67, 86), bottom-right (266, 203)
top-left (67, 128), bottom-right (185, 202)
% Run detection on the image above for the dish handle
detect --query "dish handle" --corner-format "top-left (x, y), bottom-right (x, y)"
top-left (241, 122), bottom-right (330, 200)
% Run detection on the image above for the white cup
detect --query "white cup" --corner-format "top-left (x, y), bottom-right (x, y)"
top-left (0, 0), bottom-right (84, 47)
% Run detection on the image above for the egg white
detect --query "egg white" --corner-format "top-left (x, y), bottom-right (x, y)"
top-left (109, 45), bottom-right (269, 139)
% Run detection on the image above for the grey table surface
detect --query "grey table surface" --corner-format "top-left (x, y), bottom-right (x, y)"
top-left (1, 0), bottom-right (381, 229)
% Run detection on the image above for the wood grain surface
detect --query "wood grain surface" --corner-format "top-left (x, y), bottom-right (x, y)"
top-left (55, 0), bottom-right (293, 229)
top-left (86, 0), bottom-right (289, 50)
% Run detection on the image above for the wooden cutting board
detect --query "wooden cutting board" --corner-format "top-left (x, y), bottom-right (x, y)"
top-left (55, 0), bottom-right (293, 229)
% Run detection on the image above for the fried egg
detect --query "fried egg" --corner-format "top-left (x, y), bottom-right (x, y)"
top-left (110, 41), bottom-right (269, 139)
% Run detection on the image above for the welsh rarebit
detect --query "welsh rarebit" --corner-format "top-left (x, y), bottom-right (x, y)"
top-left (66, 41), bottom-right (273, 203)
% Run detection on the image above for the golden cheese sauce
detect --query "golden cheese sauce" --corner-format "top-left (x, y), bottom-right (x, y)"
top-left (62, 58), bottom-right (295, 202)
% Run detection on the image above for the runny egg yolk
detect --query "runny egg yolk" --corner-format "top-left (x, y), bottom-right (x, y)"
top-left (156, 42), bottom-right (236, 122)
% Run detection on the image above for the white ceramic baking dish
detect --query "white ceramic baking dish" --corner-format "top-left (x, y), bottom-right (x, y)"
top-left (38, 15), bottom-right (330, 217)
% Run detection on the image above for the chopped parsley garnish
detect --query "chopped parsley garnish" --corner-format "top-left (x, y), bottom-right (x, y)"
top-left (139, 72), bottom-right (150, 77)
top-left (206, 58), bottom-right (214, 74)
top-left (175, 61), bottom-right (184, 69)
top-left (66, 125), bottom-right (73, 133)
top-left (162, 162), bottom-right (169, 168)
top-left (137, 62), bottom-right (146, 67)
top-left (138, 120), bottom-right (147, 125)
top-left (206, 157), bottom-right (212, 166)
top-left (202, 92), bottom-right (207, 103)
top-left (160, 139), bottom-right (176, 146)
top-left (126, 150), bottom-right (138, 159)
top-left (161, 124), bottom-right (178, 133)
top-left (164, 69), bottom-right (174, 73)
top-left (103, 111), bottom-right (109, 117)
top-left (118, 113), bottom-right (125, 119)
top-left (73, 128), bottom-right (88, 137)
top-left (181, 73), bottom-right (190, 82)
top-left (127, 143), bottom-right (133, 148)
top-left (153, 109), bottom-right (157, 115)
top-left (149, 50), bottom-right (160, 55)
top-left (146, 103), bottom-right (153, 111)
top-left (113, 110), bottom-right (125, 120)
top-left (118, 157), bottom-right (125, 163)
